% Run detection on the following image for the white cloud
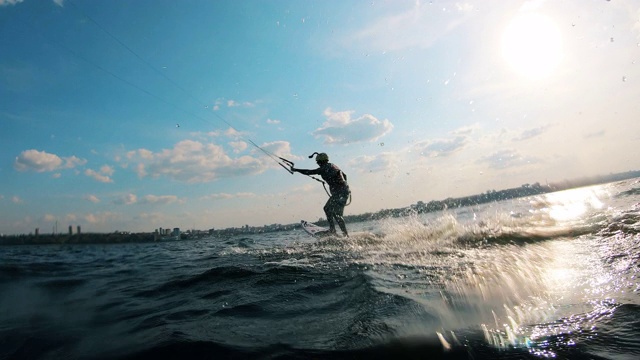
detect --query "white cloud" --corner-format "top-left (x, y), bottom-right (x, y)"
top-left (213, 98), bottom-right (256, 109)
top-left (84, 195), bottom-right (100, 203)
top-left (476, 149), bottom-right (540, 169)
top-left (338, 1), bottom-right (473, 54)
top-left (0, 0), bottom-right (24, 6)
top-left (266, 118), bottom-right (281, 125)
top-left (14, 149), bottom-right (86, 172)
top-left (113, 193), bottom-right (137, 205)
top-left (513, 125), bottom-right (551, 141)
top-left (312, 108), bottom-right (393, 145)
top-left (227, 100), bottom-right (255, 108)
top-left (256, 140), bottom-right (295, 160)
top-left (229, 141), bottom-right (248, 153)
top-left (100, 165), bottom-right (115, 176)
top-left (11, 195), bottom-right (23, 204)
top-left (456, 2), bottom-right (474, 12)
top-left (415, 136), bottom-right (469, 158)
top-left (64, 156), bottom-right (85, 168)
top-left (53, 0), bottom-right (63, 7)
top-left (203, 193), bottom-right (233, 200)
top-left (349, 152), bottom-right (399, 174)
top-left (138, 195), bottom-right (182, 205)
top-left (201, 192), bottom-right (257, 201)
top-left (84, 212), bottom-right (120, 225)
top-left (192, 127), bottom-right (246, 140)
top-left (452, 123), bottom-right (480, 136)
top-left (584, 130), bottom-right (606, 139)
top-left (126, 140), bottom-right (268, 183)
top-left (85, 168), bottom-right (114, 183)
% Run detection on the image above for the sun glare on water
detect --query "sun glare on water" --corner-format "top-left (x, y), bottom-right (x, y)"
top-left (501, 13), bottom-right (563, 79)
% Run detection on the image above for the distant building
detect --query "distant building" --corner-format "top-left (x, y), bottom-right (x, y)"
top-left (77, 225), bottom-right (81, 235)
top-left (68, 225), bottom-right (73, 236)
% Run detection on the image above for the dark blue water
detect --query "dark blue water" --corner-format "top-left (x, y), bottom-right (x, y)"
top-left (2, 180), bottom-right (640, 359)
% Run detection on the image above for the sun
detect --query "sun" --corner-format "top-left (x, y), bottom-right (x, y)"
top-left (501, 13), bottom-right (563, 79)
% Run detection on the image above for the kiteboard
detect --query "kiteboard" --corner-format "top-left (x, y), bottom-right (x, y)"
top-left (301, 220), bottom-right (334, 238)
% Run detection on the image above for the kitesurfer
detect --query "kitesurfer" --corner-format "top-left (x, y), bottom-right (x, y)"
top-left (291, 153), bottom-right (350, 237)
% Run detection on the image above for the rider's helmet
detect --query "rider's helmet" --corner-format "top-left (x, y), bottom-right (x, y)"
top-left (315, 153), bottom-right (329, 163)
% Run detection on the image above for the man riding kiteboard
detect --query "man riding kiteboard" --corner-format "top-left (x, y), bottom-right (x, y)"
top-left (291, 152), bottom-right (350, 237)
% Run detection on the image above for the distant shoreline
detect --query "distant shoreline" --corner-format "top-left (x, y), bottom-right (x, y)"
top-left (2, 170), bottom-right (639, 246)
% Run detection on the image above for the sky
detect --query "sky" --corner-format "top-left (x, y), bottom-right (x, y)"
top-left (1, 0), bottom-right (639, 235)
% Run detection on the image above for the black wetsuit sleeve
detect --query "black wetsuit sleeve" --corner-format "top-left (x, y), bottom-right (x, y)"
top-left (295, 168), bottom-right (321, 176)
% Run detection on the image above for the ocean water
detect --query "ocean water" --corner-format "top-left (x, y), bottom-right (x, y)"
top-left (2, 179), bottom-right (640, 360)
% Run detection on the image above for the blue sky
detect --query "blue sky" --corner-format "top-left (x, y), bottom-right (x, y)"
top-left (1, 0), bottom-right (639, 235)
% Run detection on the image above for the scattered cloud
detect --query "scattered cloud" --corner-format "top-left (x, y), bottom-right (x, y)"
top-left (192, 127), bottom-right (245, 140)
top-left (53, 0), bottom-right (63, 8)
top-left (212, 98), bottom-right (257, 110)
top-left (313, 108), bottom-right (393, 145)
top-left (456, 2), bottom-right (474, 12)
top-left (201, 192), bottom-right (257, 201)
top-left (266, 118), bottom-right (281, 125)
top-left (229, 141), bottom-right (248, 153)
top-left (113, 193), bottom-right (137, 205)
top-left (202, 193), bottom-right (231, 201)
top-left (476, 149), bottom-right (540, 169)
top-left (138, 195), bottom-right (182, 205)
top-left (84, 212), bottom-right (120, 225)
top-left (452, 123), bottom-right (480, 136)
top-left (125, 140), bottom-right (268, 183)
top-left (14, 149), bottom-right (86, 172)
top-left (584, 130), bottom-right (606, 138)
top-left (0, 0), bottom-right (24, 6)
top-left (85, 195), bottom-right (100, 203)
top-left (339, 1), bottom-right (473, 54)
top-left (100, 165), bottom-right (115, 176)
top-left (11, 195), bottom-right (23, 204)
top-left (513, 125), bottom-right (551, 141)
top-left (415, 136), bottom-right (469, 158)
top-left (349, 152), bottom-right (399, 174)
top-left (85, 167), bottom-right (114, 183)
top-left (255, 140), bottom-right (295, 161)
top-left (108, 193), bottom-right (181, 206)
top-left (227, 99), bottom-right (255, 108)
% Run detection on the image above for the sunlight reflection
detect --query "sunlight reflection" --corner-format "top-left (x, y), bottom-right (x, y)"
top-left (478, 238), bottom-right (617, 353)
top-left (542, 187), bottom-right (605, 222)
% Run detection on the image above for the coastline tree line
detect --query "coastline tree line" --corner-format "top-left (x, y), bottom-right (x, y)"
top-left (2, 170), bottom-right (639, 245)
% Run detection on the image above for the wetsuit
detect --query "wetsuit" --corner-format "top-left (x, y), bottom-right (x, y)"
top-left (293, 163), bottom-right (350, 236)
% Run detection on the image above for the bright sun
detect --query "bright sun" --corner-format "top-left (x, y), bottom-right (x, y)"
top-left (501, 13), bottom-right (563, 79)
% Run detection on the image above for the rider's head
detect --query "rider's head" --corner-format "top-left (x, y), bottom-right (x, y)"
top-left (315, 152), bottom-right (329, 165)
